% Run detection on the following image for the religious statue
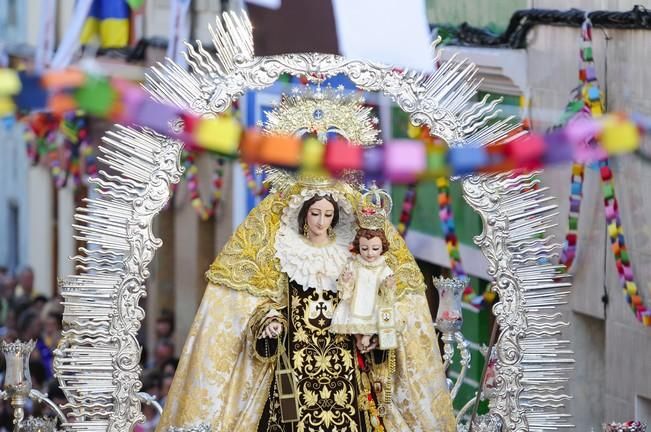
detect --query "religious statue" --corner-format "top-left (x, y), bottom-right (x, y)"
top-left (157, 87), bottom-right (455, 432)
top-left (330, 185), bottom-right (398, 353)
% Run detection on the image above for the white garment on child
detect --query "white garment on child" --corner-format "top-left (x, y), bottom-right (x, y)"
top-left (330, 254), bottom-right (393, 335)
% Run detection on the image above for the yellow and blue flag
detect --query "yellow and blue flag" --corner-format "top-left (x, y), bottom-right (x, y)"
top-left (80, 0), bottom-right (131, 49)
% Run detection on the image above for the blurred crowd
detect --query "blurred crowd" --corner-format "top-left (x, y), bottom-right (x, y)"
top-left (137, 311), bottom-right (178, 431)
top-left (0, 266), bottom-right (65, 427)
top-left (0, 266), bottom-right (178, 430)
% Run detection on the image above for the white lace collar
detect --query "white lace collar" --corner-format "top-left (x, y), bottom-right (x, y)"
top-left (274, 188), bottom-right (356, 292)
top-left (275, 228), bottom-right (351, 292)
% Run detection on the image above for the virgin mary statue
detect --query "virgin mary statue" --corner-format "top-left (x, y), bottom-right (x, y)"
top-left (157, 88), bottom-right (456, 432)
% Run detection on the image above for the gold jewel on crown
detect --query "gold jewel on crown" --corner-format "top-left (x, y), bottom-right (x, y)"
top-left (357, 183), bottom-right (393, 230)
top-left (263, 85), bottom-right (381, 147)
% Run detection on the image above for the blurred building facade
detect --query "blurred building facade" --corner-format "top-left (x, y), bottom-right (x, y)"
top-left (529, 0), bottom-right (651, 426)
top-left (0, 0), bottom-right (79, 295)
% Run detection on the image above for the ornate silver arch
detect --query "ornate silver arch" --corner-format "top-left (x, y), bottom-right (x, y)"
top-left (55, 11), bottom-right (573, 432)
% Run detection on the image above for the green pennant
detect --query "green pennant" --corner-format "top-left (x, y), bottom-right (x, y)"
top-left (74, 77), bottom-right (116, 117)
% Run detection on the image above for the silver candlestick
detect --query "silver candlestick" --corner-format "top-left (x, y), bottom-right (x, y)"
top-left (1, 340), bottom-right (67, 430)
top-left (2, 340), bottom-right (36, 428)
top-left (433, 277), bottom-right (472, 400)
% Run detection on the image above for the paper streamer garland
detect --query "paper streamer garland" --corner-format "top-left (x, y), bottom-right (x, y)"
top-left (437, 177), bottom-right (468, 298)
top-left (396, 184), bottom-right (417, 237)
top-left (395, 123), bottom-right (424, 237)
top-left (558, 18), bottom-right (650, 326)
top-left (2, 67), bottom-right (647, 179)
top-left (406, 123), bottom-right (495, 309)
top-left (4, 59), bottom-right (646, 316)
top-left (437, 174), bottom-right (495, 308)
top-left (604, 421), bottom-right (647, 432)
top-left (599, 159), bottom-right (649, 324)
top-left (23, 111), bottom-right (97, 190)
top-left (25, 112), bottom-right (60, 165)
top-left (181, 151), bottom-right (226, 221)
top-left (240, 161), bottom-right (269, 198)
top-left (58, 113), bottom-right (92, 188)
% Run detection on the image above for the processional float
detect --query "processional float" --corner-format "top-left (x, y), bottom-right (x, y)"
top-left (2, 10), bottom-right (578, 432)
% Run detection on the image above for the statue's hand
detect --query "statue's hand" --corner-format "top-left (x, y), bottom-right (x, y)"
top-left (342, 271), bottom-right (353, 284)
top-left (354, 334), bottom-right (378, 354)
top-left (260, 319), bottom-right (283, 339)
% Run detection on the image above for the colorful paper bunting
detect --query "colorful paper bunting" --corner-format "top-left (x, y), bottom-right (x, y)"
top-left (558, 17), bottom-right (650, 326)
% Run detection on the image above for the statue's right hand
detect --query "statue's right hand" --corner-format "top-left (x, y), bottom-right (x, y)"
top-left (260, 319), bottom-right (283, 339)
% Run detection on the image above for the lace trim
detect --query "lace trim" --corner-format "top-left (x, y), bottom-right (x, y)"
top-left (274, 188), bottom-right (356, 293)
top-left (275, 226), bottom-right (351, 292)
top-left (280, 188), bottom-right (357, 241)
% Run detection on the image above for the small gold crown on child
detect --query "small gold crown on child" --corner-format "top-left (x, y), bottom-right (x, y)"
top-left (357, 182), bottom-right (393, 230)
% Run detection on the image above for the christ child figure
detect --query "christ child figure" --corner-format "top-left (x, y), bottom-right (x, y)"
top-left (330, 202), bottom-right (397, 352)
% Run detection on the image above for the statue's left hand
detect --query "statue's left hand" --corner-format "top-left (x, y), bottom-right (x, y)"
top-left (260, 319), bottom-right (284, 339)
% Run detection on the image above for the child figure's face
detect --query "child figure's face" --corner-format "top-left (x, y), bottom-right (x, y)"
top-left (359, 236), bottom-right (384, 262)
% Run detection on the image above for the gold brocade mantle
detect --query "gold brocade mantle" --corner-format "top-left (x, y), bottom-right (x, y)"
top-left (157, 284), bottom-right (456, 431)
top-left (159, 184), bottom-right (456, 431)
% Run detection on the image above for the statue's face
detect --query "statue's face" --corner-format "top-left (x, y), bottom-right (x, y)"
top-left (358, 236), bottom-right (383, 262)
top-left (306, 198), bottom-right (335, 239)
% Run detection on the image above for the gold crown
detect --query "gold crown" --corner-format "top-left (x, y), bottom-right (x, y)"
top-left (260, 85), bottom-right (382, 194)
top-left (357, 183), bottom-right (392, 230)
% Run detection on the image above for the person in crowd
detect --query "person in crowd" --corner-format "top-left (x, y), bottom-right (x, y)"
top-left (160, 358), bottom-right (178, 378)
top-left (159, 373), bottom-right (174, 408)
top-left (151, 338), bottom-right (175, 371)
top-left (30, 295), bottom-right (48, 316)
top-left (16, 309), bottom-right (42, 343)
top-left (155, 312), bottom-right (175, 341)
top-left (0, 308), bottom-right (17, 341)
top-left (42, 311), bottom-right (63, 353)
top-left (16, 309), bottom-right (53, 380)
top-left (14, 267), bottom-right (35, 303)
top-left (42, 379), bottom-right (67, 418)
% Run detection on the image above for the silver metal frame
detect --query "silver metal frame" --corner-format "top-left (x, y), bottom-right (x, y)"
top-left (54, 10), bottom-right (573, 432)
top-left (463, 172), bottom-right (574, 431)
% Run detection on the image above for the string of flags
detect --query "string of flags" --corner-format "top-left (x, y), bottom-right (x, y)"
top-left (396, 126), bottom-right (496, 310)
top-left (22, 111), bottom-right (97, 190)
top-left (1, 54), bottom-right (649, 318)
top-left (0, 67), bottom-right (648, 184)
top-left (557, 18), bottom-right (650, 326)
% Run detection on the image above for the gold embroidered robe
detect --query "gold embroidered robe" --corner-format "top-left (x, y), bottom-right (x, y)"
top-left (157, 188), bottom-right (456, 432)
